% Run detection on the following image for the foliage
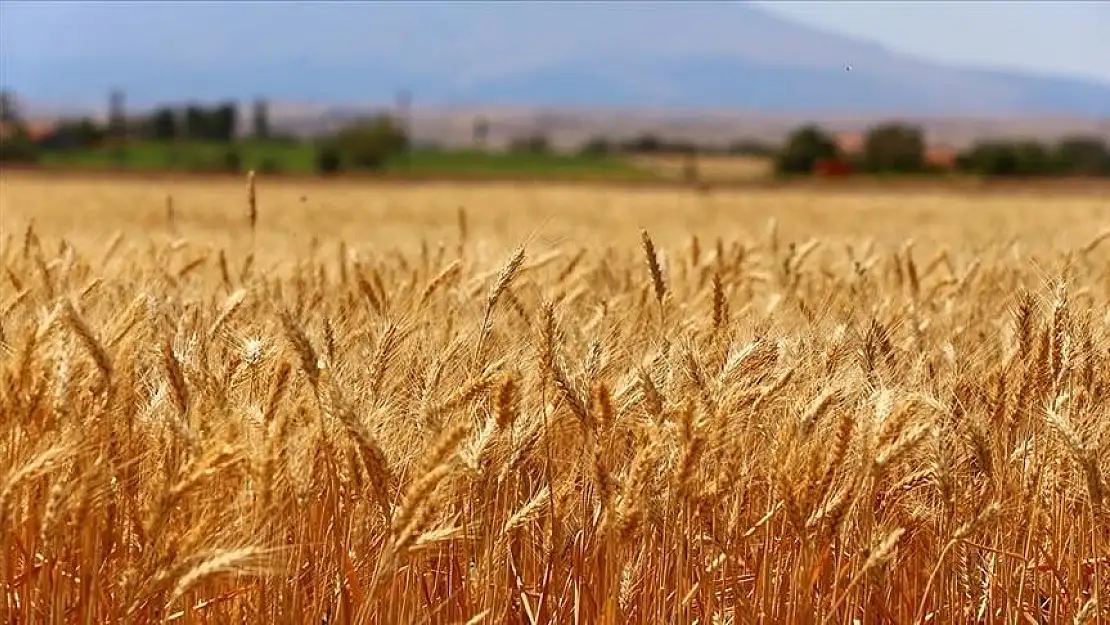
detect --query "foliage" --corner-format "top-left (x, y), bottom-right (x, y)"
top-left (252, 98), bottom-right (271, 140)
top-left (471, 117), bottom-right (490, 148)
top-left (618, 134), bottom-right (702, 156)
top-left (623, 133), bottom-right (665, 153)
top-left (324, 115), bottom-right (409, 170)
top-left (957, 141), bottom-right (1034, 177)
top-left (579, 136), bottom-right (613, 156)
top-left (7, 82), bottom-right (1105, 183)
top-left (774, 124), bottom-right (840, 175)
top-left (861, 122), bottom-right (926, 173)
top-left (0, 125), bottom-right (40, 163)
top-left (1055, 136), bottom-right (1110, 176)
top-left (956, 136), bottom-right (1110, 177)
top-left (180, 102), bottom-right (238, 142)
top-left (144, 108), bottom-right (179, 141)
top-left (107, 89), bottom-right (127, 139)
top-left (315, 145), bottom-right (343, 175)
top-left (509, 133), bottom-right (551, 154)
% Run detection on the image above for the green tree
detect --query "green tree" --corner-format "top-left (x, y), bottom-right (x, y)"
top-left (184, 105), bottom-right (209, 140)
top-left (212, 102), bottom-right (238, 142)
top-left (1055, 136), bottom-right (1110, 176)
top-left (252, 98), bottom-right (271, 140)
top-left (315, 145), bottom-right (343, 175)
top-left (955, 139), bottom-right (1073, 178)
top-left (179, 103), bottom-right (237, 141)
top-left (509, 133), bottom-right (550, 154)
top-left (1011, 140), bottom-right (1054, 176)
top-left (580, 136), bottom-right (612, 156)
top-left (147, 107), bottom-right (179, 141)
top-left (774, 125), bottom-right (839, 175)
top-left (862, 122), bottom-right (925, 173)
top-left (956, 141), bottom-right (1021, 177)
top-left (0, 125), bottom-right (40, 163)
top-left (472, 117), bottom-right (490, 149)
top-left (51, 117), bottom-right (106, 149)
top-left (328, 115), bottom-right (409, 171)
top-left (107, 89), bottom-right (127, 140)
top-left (624, 134), bottom-right (664, 154)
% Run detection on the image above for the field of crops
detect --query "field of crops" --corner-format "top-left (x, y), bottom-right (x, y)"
top-left (1, 171), bottom-right (1108, 623)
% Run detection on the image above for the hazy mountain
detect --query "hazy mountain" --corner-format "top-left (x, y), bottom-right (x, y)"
top-left (2, 1), bottom-right (1108, 116)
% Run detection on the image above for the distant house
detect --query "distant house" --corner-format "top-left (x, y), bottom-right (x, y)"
top-left (924, 145), bottom-right (958, 169)
top-left (0, 120), bottom-right (58, 142)
top-left (0, 120), bottom-right (99, 151)
top-left (815, 157), bottom-right (852, 177)
top-left (834, 131), bottom-right (865, 156)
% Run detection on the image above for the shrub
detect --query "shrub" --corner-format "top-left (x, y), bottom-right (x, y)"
top-left (329, 115), bottom-right (408, 171)
top-left (316, 145), bottom-right (342, 175)
top-left (774, 125), bottom-right (839, 176)
top-left (623, 134), bottom-right (665, 154)
top-left (580, 136), bottom-right (612, 157)
top-left (0, 128), bottom-right (40, 163)
top-left (1055, 136), bottom-right (1110, 176)
top-left (862, 123), bottom-right (926, 174)
top-left (957, 140), bottom-right (1059, 178)
top-left (957, 142), bottom-right (1020, 177)
top-left (509, 134), bottom-right (551, 154)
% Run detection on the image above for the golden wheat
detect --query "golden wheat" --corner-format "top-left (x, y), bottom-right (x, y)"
top-left (0, 172), bottom-right (1108, 623)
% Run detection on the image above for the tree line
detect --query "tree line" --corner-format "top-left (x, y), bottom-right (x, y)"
top-left (0, 90), bottom-right (410, 173)
top-left (0, 95), bottom-right (269, 146)
top-left (2, 89), bottom-right (1108, 179)
top-left (772, 122), bottom-right (1110, 178)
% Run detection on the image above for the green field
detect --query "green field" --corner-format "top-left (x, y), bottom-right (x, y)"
top-left (34, 140), bottom-right (660, 181)
top-left (36, 140), bottom-right (310, 172)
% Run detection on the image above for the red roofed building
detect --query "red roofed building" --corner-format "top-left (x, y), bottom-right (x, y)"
top-left (815, 157), bottom-right (852, 177)
top-left (0, 120), bottom-right (58, 142)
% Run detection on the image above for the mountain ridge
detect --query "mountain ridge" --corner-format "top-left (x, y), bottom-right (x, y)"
top-left (2, 1), bottom-right (1108, 117)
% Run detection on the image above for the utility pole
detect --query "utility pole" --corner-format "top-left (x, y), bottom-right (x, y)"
top-left (396, 88), bottom-right (413, 152)
top-left (252, 97), bottom-right (271, 140)
top-left (472, 116), bottom-right (490, 150)
top-left (108, 89), bottom-right (127, 140)
top-left (107, 88), bottom-right (127, 166)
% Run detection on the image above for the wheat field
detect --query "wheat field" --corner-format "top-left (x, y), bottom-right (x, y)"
top-left (1, 172), bottom-right (1108, 624)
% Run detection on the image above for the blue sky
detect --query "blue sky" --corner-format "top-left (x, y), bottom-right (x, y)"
top-left (1, 0), bottom-right (1107, 114)
top-left (752, 1), bottom-right (1110, 83)
top-left (2, 1), bottom-right (1107, 83)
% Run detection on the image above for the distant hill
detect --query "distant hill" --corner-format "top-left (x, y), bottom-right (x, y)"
top-left (3, 1), bottom-right (1110, 117)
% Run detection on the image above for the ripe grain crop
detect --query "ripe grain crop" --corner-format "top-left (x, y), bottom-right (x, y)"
top-left (1, 172), bottom-right (1109, 623)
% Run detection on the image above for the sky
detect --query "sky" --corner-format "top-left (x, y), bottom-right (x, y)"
top-left (0, 0), bottom-right (1108, 115)
top-left (2, 1), bottom-right (1107, 84)
top-left (751, 0), bottom-right (1110, 84)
